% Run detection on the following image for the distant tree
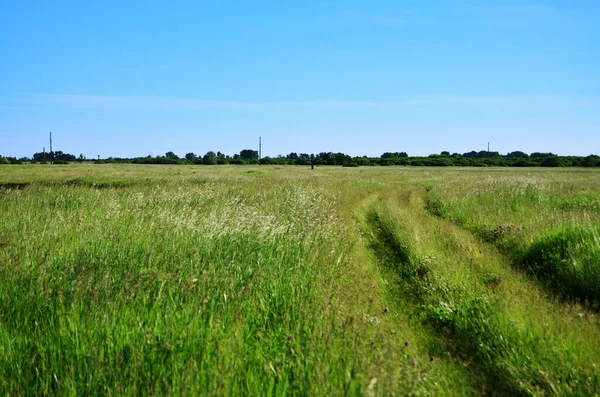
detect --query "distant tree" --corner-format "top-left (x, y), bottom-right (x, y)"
top-left (381, 152), bottom-right (408, 158)
top-left (260, 156), bottom-right (280, 165)
top-left (582, 155), bottom-right (600, 167)
top-left (507, 151), bottom-right (529, 158)
top-left (165, 151), bottom-right (179, 160)
top-left (286, 152), bottom-right (299, 160)
top-left (531, 152), bottom-right (557, 158)
top-left (56, 151), bottom-right (76, 161)
top-left (513, 159), bottom-right (533, 167)
top-left (317, 152), bottom-right (337, 165)
top-left (541, 157), bottom-right (561, 167)
top-left (78, 154), bottom-right (86, 162)
top-left (334, 152), bottom-right (351, 165)
top-left (440, 151), bottom-right (450, 157)
top-left (240, 149), bottom-right (259, 160)
top-left (32, 150), bottom-right (76, 162)
top-left (185, 152), bottom-right (197, 161)
top-left (202, 151), bottom-right (217, 165)
top-left (32, 152), bottom-right (46, 162)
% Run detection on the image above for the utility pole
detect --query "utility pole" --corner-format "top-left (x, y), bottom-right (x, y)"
top-left (49, 131), bottom-right (53, 164)
top-left (259, 136), bottom-right (262, 161)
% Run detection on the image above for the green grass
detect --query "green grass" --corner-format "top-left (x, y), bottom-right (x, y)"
top-left (367, 191), bottom-right (600, 395)
top-left (522, 226), bottom-right (600, 302)
top-left (423, 169), bottom-right (600, 305)
top-left (1, 164), bottom-right (600, 395)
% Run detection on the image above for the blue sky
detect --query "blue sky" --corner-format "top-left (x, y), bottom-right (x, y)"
top-left (1, 1), bottom-right (599, 158)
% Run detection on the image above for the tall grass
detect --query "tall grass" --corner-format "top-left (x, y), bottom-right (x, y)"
top-left (0, 166), bottom-right (470, 395)
top-left (366, 191), bottom-right (600, 395)
top-left (424, 170), bottom-right (600, 304)
top-left (522, 226), bottom-right (600, 302)
top-left (0, 180), bottom-right (343, 394)
top-left (1, 165), bottom-right (600, 395)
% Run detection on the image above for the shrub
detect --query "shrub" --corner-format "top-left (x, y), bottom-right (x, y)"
top-left (521, 226), bottom-right (600, 302)
top-left (424, 196), bottom-right (449, 218)
top-left (540, 157), bottom-right (561, 167)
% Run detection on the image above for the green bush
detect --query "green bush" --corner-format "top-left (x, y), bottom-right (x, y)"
top-left (541, 157), bottom-right (561, 167)
top-left (521, 226), bottom-right (600, 302)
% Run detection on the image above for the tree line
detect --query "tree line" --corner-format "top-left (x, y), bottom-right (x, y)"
top-left (1, 149), bottom-right (600, 167)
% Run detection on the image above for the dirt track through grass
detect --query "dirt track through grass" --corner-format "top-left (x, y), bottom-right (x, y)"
top-left (362, 186), bottom-right (600, 395)
top-left (1, 164), bottom-right (599, 395)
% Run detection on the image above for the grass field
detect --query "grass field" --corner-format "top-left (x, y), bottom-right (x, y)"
top-left (1, 165), bottom-right (599, 396)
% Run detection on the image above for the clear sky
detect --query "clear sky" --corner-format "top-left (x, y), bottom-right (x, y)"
top-left (1, 1), bottom-right (599, 158)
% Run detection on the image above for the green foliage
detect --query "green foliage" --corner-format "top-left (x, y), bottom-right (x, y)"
top-left (424, 170), bottom-right (600, 309)
top-left (541, 157), bottom-right (562, 167)
top-left (1, 165), bottom-right (600, 395)
top-left (239, 149), bottom-right (258, 160)
top-left (19, 150), bottom-right (600, 167)
top-left (423, 195), bottom-right (449, 218)
top-left (366, 192), bottom-right (600, 395)
top-left (522, 226), bottom-right (600, 302)
top-left (202, 151), bottom-right (217, 165)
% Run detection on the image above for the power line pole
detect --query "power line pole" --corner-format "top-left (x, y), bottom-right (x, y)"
top-left (259, 136), bottom-right (262, 161)
top-left (49, 131), bottom-right (53, 164)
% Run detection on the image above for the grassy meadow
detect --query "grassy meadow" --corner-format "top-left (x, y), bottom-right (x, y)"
top-left (0, 164), bottom-right (599, 396)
